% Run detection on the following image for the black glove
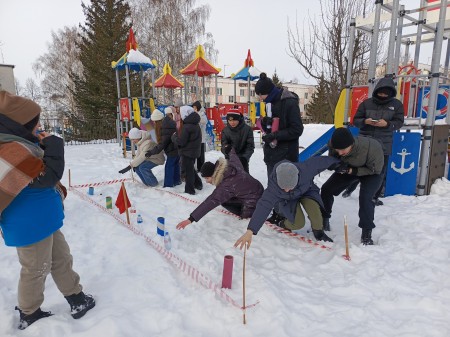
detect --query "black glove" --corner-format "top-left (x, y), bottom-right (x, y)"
top-left (334, 162), bottom-right (350, 174)
top-left (119, 165), bottom-right (132, 174)
top-left (145, 150), bottom-right (153, 158)
top-left (222, 144), bottom-right (232, 157)
top-left (262, 133), bottom-right (276, 143)
top-left (261, 116), bottom-right (273, 128)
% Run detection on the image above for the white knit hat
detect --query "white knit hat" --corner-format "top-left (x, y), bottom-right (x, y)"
top-left (151, 109), bottom-right (164, 121)
top-left (180, 105), bottom-right (194, 120)
top-left (164, 107), bottom-right (173, 115)
top-left (128, 127), bottom-right (142, 140)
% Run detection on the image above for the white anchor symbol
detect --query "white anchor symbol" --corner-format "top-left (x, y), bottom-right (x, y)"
top-left (391, 148), bottom-right (415, 175)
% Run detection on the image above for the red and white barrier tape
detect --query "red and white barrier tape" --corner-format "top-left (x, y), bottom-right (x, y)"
top-left (70, 186), bottom-right (258, 310)
top-left (71, 178), bottom-right (132, 189)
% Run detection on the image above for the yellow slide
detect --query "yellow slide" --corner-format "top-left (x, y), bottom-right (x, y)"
top-left (334, 88), bottom-right (347, 128)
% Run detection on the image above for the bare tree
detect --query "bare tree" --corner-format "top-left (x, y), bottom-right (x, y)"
top-left (129, 0), bottom-right (217, 99)
top-left (33, 26), bottom-right (82, 118)
top-left (287, 0), bottom-right (377, 117)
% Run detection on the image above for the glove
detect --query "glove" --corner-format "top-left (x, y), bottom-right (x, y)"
top-left (334, 162), bottom-right (350, 174)
top-left (145, 150), bottom-right (153, 158)
top-left (119, 165), bottom-right (132, 174)
top-left (222, 144), bottom-right (232, 157)
top-left (261, 116), bottom-right (273, 128)
top-left (262, 133), bottom-right (276, 143)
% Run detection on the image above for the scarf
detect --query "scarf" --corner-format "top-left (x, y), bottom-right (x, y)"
top-left (0, 136), bottom-right (44, 214)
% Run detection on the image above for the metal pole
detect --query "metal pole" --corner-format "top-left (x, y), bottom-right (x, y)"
top-left (125, 65), bottom-right (134, 157)
top-left (413, 0), bottom-right (426, 69)
top-left (417, 0), bottom-right (447, 196)
top-left (367, 0), bottom-right (383, 96)
top-left (140, 69), bottom-right (145, 98)
top-left (215, 74), bottom-right (219, 106)
top-left (184, 75), bottom-right (187, 104)
top-left (404, 39), bottom-right (411, 66)
top-left (234, 79), bottom-right (237, 103)
top-left (115, 68), bottom-right (122, 144)
top-left (343, 18), bottom-right (356, 126)
top-left (393, 5), bottom-right (405, 74)
top-left (151, 68), bottom-right (155, 99)
top-left (202, 76), bottom-right (206, 103)
top-left (444, 39), bottom-right (450, 85)
top-left (386, 0), bottom-right (400, 76)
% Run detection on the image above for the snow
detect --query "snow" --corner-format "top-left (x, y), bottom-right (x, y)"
top-left (1, 124), bottom-right (450, 336)
top-left (126, 49), bottom-right (152, 65)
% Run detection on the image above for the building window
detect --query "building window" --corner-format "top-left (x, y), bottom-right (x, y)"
top-left (240, 89), bottom-right (245, 96)
top-left (304, 92), bottom-right (308, 99)
top-left (204, 87), bottom-right (210, 95)
top-left (190, 86), bottom-right (197, 94)
top-left (228, 96), bottom-right (234, 103)
top-left (251, 90), bottom-right (255, 97)
top-left (216, 87), bottom-right (223, 95)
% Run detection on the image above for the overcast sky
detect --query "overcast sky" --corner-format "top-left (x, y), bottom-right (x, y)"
top-left (0, 0), bottom-right (440, 87)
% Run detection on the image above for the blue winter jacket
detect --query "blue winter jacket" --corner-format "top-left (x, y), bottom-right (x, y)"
top-left (247, 156), bottom-right (339, 234)
top-left (0, 136), bottom-right (65, 247)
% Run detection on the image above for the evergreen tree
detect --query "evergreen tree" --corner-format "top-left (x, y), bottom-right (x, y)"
top-left (72, 0), bottom-right (132, 120)
top-left (306, 75), bottom-right (334, 124)
top-left (272, 70), bottom-right (282, 88)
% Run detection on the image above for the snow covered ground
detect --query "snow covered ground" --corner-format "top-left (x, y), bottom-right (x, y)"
top-left (1, 124), bottom-right (450, 337)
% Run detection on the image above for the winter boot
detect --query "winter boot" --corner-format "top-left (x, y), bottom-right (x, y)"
top-left (342, 189), bottom-right (352, 198)
top-left (16, 306), bottom-right (53, 330)
top-left (373, 198), bottom-right (384, 206)
top-left (322, 217), bottom-right (331, 231)
top-left (275, 219), bottom-right (291, 232)
top-left (266, 211), bottom-right (283, 224)
top-left (65, 291), bottom-right (95, 319)
top-left (361, 228), bottom-right (374, 245)
top-left (312, 229), bottom-right (333, 243)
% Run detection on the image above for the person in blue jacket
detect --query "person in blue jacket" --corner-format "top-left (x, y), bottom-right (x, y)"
top-left (234, 156), bottom-right (339, 249)
top-left (0, 91), bottom-right (95, 330)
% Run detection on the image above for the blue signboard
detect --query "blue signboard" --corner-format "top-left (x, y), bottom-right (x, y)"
top-left (416, 85), bottom-right (449, 120)
top-left (385, 132), bottom-right (421, 196)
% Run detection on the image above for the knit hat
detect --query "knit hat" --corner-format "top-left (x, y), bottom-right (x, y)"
top-left (0, 90), bottom-right (41, 129)
top-left (200, 161), bottom-right (216, 177)
top-left (151, 108), bottom-right (164, 121)
top-left (255, 73), bottom-right (275, 95)
top-left (330, 127), bottom-right (355, 150)
top-left (227, 109), bottom-right (241, 121)
top-left (180, 105), bottom-right (194, 120)
top-left (174, 98), bottom-right (183, 107)
top-left (275, 162), bottom-right (299, 190)
top-left (128, 127), bottom-right (142, 140)
top-left (164, 107), bottom-right (173, 116)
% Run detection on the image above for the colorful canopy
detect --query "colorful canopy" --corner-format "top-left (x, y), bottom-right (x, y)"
top-left (154, 63), bottom-right (184, 88)
top-left (180, 45), bottom-right (220, 77)
top-left (111, 28), bottom-right (155, 71)
top-left (232, 49), bottom-right (261, 81)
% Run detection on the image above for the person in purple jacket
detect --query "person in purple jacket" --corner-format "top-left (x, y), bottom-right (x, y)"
top-left (234, 156), bottom-right (340, 250)
top-left (176, 149), bottom-right (264, 230)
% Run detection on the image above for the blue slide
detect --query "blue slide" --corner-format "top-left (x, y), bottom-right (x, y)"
top-left (298, 126), bottom-right (359, 162)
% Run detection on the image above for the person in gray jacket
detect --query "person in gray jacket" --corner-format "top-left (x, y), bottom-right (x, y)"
top-left (234, 156), bottom-right (339, 250)
top-left (342, 78), bottom-right (404, 204)
top-left (320, 128), bottom-right (384, 245)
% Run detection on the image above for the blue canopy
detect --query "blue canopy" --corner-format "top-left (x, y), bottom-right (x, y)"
top-left (232, 66), bottom-right (261, 81)
top-left (111, 49), bottom-right (155, 71)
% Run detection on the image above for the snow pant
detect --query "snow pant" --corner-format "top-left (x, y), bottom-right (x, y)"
top-left (221, 198), bottom-right (244, 217)
top-left (344, 155), bottom-right (389, 199)
top-left (196, 143), bottom-right (206, 171)
top-left (284, 197), bottom-right (323, 231)
top-left (182, 156), bottom-right (203, 194)
top-left (239, 157), bottom-right (249, 173)
top-left (266, 162), bottom-right (276, 179)
top-left (16, 230), bottom-right (82, 314)
top-left (321, 172), bottom-right (383, 230)
top-left (164, 155), bottom-right (181, 187)
top-left (135, 160), bottom-right (158, 187)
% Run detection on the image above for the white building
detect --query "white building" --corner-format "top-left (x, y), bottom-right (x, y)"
top-left (0, 64), bottom-right (16, 94)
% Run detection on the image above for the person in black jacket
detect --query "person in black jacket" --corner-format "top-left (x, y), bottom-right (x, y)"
top-left (221, 109), bottom-right (254, 173)
top-left (146, 108), bottom-right (181, 187)
top-left (172, 106), bottom-right (203, 195)
top-left (342, 78), bottom-right (404, 205)
top-left (176, 149), bottom-right (264, 230)
top-left (255, 72), bottom-right (304, 224)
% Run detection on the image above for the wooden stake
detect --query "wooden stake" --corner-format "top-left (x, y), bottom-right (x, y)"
top-left (343, 216), bottom-right (350, 261)
top-left (68, 169), bottom-right (72, 187)
top-left (122, 182), bottom-right (130, 224)
top-left (243, 243), bottom-right (247, 325)
top-left (122, 133), bottom-right (127, 158)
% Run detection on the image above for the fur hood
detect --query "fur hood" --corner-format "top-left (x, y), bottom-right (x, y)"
top-left (211, 158), bottom-right (228, 186)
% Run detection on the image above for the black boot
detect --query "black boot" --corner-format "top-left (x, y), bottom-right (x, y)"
top-left (275, 219), bottom-right (291, 232)
top-left (266, 211), bottom-right (283, 224)
top-left (361, 228), bottom-right (374, 245)
top-left (65, 291), bottom-right (96, 319)
top-left (373, 198), bottom-right (384, 206)
top-left (16, 306), bottom-right (53, 330)
top-left (322, 217), bottom-right (331, 231)
top-left (313, 229), bottom-right (333, 242)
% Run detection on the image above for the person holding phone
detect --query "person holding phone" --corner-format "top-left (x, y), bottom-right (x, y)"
top-left (341, 78), bottom-right (404, 206)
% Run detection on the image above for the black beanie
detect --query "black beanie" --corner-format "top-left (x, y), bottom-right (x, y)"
top-left (200, 162), bottom-right (216, 177)
top-left (23, 114), bottom-right (41, 131)
top-left (255, 73), bottom-right (275, 95)
top-left (330, 128), bottom-right (354, 150)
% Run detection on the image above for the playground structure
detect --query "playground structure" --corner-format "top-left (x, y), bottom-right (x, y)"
top-left (316, 0), bottom-right (450, 196)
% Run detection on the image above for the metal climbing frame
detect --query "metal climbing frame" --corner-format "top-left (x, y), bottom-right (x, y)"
top-left (343, 0), bottom-right (450, 196)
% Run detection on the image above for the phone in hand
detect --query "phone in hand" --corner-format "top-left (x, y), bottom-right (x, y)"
top-left (371, 119), bottom-right (379, 123)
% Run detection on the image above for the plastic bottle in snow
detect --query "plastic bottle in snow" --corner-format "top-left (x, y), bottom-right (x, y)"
top-left (137, 214), bottom-right (143, 224)
top-left (164, 232), bottom-right (172, 250)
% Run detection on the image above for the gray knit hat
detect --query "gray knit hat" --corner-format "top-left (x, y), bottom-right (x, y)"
top-left (275, 162), bottom-right (299, 190)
